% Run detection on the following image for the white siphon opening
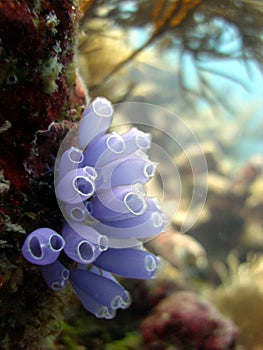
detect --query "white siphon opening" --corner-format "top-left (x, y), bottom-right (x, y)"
top-left (51, 281), bottom-right (65, 290)
top-left (68, 147), bottom-right (84, 163)
top-left (98, 235), bottom-right (109, 251)
top-left (62, 268), bottom-right (70, 280)
top-left (78, 241), bottom-right (95, 263)
top-left (124, 192), bottom-right (147, 215)
top-left (120, 290), bottom-right (132, 309)
top-left (96, 306), bottom-right (108, 318)
top-left (49, 233), bottom-right (65, 251)
top-left (111, 295), bottom-right (122, 309)
top-left (70, 207), bottom-right (86, 222)
top-left (151, 212), bottom-right (163, 227)
top-left (93, 97), bottom-right (113, 118)
top-left (144, 162), bottom-right (156, 177)
top-left (104, 308), bottom-right (116, 319)
top-left (136, 133), bottom-right (151, 150)
top-left (83, 166), bottom-right (97, 179)
top-left (28, 235), bottom-right (43, 259)
top-left (145, 255), bottom-right (157, 272)
top-left (73, 176), bottom-right (95, 197)
top-left (106, 133), bottom-right (125, 154)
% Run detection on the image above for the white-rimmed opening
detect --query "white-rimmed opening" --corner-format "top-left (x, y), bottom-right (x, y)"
top-left (49, 234), bottom-right (65, 251)
top-left (70, 207), bottom-right (87, 222)
top-left (68, 147), bottom-right (84, 163)
top-left (120, 291), bottom-right (132, 309)
top-left (83, 166), bottom-right (97, 179)
top-left (96, 306), bottom-right (108, 318)
top-left (28, 235), bottom-right (43, 259)
top-left (151, 212), bottom-right (163, 228)
top-left (144, 162), bottom-right (156, 178)
top-left (73, 176), bottom-right (95, 197)
top-left (62, 268), bottom-right (70, 280)
top-left (93, 97), bottom-right (113, 118)
top-left (145, 255), bottom-right (157, 272)
top-left (104, 308), bottom-right (116, 319)
top-left (111, 295), bottom-right (122, 309)
top-left (77, 241), bottom-right (95, 263)
top-left (51, 281), bottom-right (65, 290)
top-left (98, 235), bottom-right (109, 251)
top-left (124, 192), bottom-right (147, 215)
top-left (106, 133), bottom-right (125, 154)
top-left (136, 133), bottom-right (151, 150)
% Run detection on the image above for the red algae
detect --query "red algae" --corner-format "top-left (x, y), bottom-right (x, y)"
top-left (0, 1), bottom-right (88, 349)
top-left (0, 0), bottom-right (85, 191)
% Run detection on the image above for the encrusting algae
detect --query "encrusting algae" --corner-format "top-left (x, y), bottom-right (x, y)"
top-left (0, 1), bottom-right (86, 349)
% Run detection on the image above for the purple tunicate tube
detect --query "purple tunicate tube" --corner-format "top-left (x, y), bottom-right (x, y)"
top-left (83, 128), bottom-right (151, 168)
top-left (90, 266), bottom-right (132, 310)
top-left (62, 223), bottom-right (109, 250)
top-left (22, 228), bottom-right (65, 265)
top-left (81, 132), bottom-right (125, 167)
top-left (82, 165), bottom-right (97, 179)
top-left (58, 147), bottom-right (84, 180)
top-left (91, 197), bottom-right (166, 227)
top-left (55, 167), bottom-right (95, 204)
top-left (106, 236), bottom-right (142, 249)
top-left (94, 210), bottom-right (166, 239)
top-left (94, 248), bottom-right (159, 279)
top-left (71, 282), bottom-right (115, 319)
top-left (92, 197), bottom-right (166, 238)
top-left (78, 97), bottom-right (114, 150)
top-left (90, 185), bottom-right (147, 221)
top-left (121, 127), bottom-right (151, 153)
top-left (95, 154), bottom-right (157, 192)
top-left (70, 268), bottom-right (127, 310)
top-left (62, 224), bottom-right (102, 264)
top-left (41, 260), bottom-right (69, 290)
top-left (94, 196), bottom-right (161, 223)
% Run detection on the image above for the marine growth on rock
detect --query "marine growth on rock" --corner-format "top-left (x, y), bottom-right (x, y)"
top-left (22, 97), bottom-right (166, 319)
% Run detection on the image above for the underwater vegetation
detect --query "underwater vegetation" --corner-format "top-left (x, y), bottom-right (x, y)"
top-left (80, 0), bottom-right (263, 109)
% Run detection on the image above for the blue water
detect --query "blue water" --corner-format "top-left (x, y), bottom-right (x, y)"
top-left (129, 27), bottom-right (263, 163)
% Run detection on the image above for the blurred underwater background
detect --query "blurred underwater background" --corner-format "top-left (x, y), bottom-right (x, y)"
top-left (1, 0), bottom-right (263, 349)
